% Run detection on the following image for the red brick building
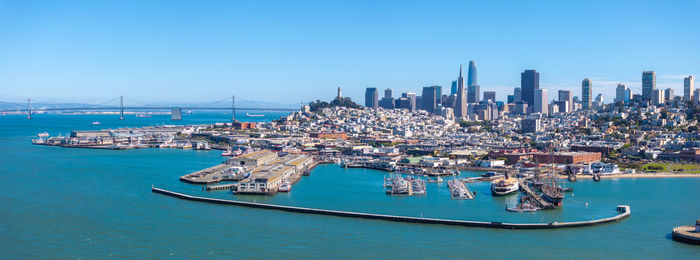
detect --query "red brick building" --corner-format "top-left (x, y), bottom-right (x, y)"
top-left (533, 152), bottom-right (601, 164)
top-left (310, 132), bottom-right (348, 139)
top-left (232, 122), bottom-right (256, 130)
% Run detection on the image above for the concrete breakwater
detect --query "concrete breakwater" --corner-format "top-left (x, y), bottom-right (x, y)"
top-left (152, 186), bottom-right (630, 229)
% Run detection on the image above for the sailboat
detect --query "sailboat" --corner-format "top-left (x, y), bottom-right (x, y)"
top-left (541, 152), bottom-right (564, 206)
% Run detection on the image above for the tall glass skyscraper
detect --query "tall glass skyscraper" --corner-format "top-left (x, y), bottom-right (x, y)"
top-left (615, 84), bottom-right (627, 103)
top-left (421, 86), bottom-right (438, 113)
top-left (558, 90), bottom-right (573, 112)
top-left (642, 71), bottom-right (656, 101)
top-left (365, 88), bottom-right (378, 108)
top-left (582, 78), bottom-right (592, 109)
top-left (466, 61), bottom-right (479, 103)
top-left (684, 76), bottom-right (695, 101)
top-left (521, 70), bottom-right (539, 110)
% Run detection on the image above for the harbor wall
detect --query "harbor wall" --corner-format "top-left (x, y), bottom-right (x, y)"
top-left (152, 187), bottom-right (630, 230)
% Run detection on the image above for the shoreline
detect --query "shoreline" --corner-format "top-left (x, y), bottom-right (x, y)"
top-left (575, 172), bottom-right (700, 179)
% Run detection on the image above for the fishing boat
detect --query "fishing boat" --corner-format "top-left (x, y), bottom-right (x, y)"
top-left (507, 196), bottom-right (541, 212)
top-left (410, 178), bottom-right (426, 196)
top-left (447, 179), bottom-right (473, 199)
top-left (385, 175), bottom-right (410, 195)
top-left (490, 174), bottom-right (519, 196)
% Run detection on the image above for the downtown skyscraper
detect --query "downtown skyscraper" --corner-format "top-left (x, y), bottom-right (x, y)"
top-left (684, 76), bottom-right (695, 101)
top-left (521, 70), bottom-right (539, 112)
top-left (582, 78), bottom-right (592, 109)
top-left (455, 65), bottom-right (467, 118)
top-left (642, 71), bottom-right (656, 101)
top-left (365, 87), bottom-right (378, 108)
top-left (466, 61), bottom-right (480, 103)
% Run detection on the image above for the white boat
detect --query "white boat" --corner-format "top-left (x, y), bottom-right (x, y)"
top-left (91, 122), bottom-right (102, 125)
top-left (278, 181), bottom-right (291, 192)
top-left (491, 175), bottom-right (519, 196)
top-left (246, 113), bottom-right (264, 117)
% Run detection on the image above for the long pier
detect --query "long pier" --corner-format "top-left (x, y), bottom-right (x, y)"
top-left (518, 180), bottom-right (554, 209)
top-left (152, 186), bottom-right (630, 229)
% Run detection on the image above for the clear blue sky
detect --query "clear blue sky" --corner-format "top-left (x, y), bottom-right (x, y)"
top-left (1, 0), bottom-right (698, 105)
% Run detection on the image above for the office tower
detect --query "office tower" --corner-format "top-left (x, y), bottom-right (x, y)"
top-left (694, 89), bottom-right (700, 103)
top-left (507, 95), bottom-right (514, 103)
top-left (441, 107), bottom-right (455, 121)
top-left (365, 88), bottom-right (378, 108)
top-left (483, 91), bottom-right (496, 102)
top-left (582, 78), bottom-right (592, 109)
top-left (521, 70), bottom-right (539, 108)
top-left (466, 61), bottom-right (479, 103)
top-left (534, 89), bottom-right (548, 115)
top-left (421, 86), bottom-right (438, 113)
top-left (642, 71), bottom-right (656, 101)
top-left (435, 86), bottom-right (442, 104)
top-left (652, 89), bottom-right (664, 105)
top-left (522, 118), bottom-right (541, 133)
top-left (515, 101), bottom-right (528, 115)
top-left (553, 101), bottom-right (568, 113)
top-left (450, 80), bottom-right (458, 95)
top-left (337, 86), bottom-right (342, 99)
top-left (558, 90), bottom-right (573, 112)
top-left (615, 84), bottom-right (626, 103)
top-left (665, 88), bottom-right (674, 102)
top-left (380, 88), bottom-right (394, 109)
top-left (684, 76), bottom-right (695, 101)
top-left (455, 65), bottom-right (467, 118)
top-left (514, 87), bottom-right (522, 103)
top-left (625, 88), bottom-right (632, 103)
top-left (404, 92), bottom-right (417, 111)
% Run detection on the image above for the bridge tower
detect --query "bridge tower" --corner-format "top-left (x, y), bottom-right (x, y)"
top-left (232, 95), bottom-right (236, 122)
top-left (119, 96), bottom-right (124, 120)
top-left (171, 107), bottom-right (182, 121)
top-left (26, 98), bottom-right (32, 119)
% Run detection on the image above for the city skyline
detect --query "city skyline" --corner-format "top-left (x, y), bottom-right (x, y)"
top-left (1, 1), bottom-right (698, 104)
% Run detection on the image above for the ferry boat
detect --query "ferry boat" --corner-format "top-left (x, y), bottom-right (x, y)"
top-left (490, 175), bottom-right (519, 196)
top-left (246, 113), bottom-right (264, 117)
top-left (278, 181), bottom-right (291, 192)
top-left (135, 114), bottom-right (152, 118)
top-left (91, 121), bottom-right (102, 125)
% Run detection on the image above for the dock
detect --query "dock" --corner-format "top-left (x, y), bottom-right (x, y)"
top-left (517, 179), bottom-right (554, 209)
top-left (152, 186), bottom-right (631, 230)
top-left (204, 183), bottom-right (237, 191)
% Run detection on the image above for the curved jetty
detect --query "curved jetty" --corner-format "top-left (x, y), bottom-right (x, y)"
top-left (672, 221), bottom-right (700, 245)
top-left (152, 186), bottom-right (630, 229)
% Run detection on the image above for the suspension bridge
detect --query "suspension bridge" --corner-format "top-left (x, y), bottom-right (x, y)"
top-left (2, 96), bottom-right (298, 121)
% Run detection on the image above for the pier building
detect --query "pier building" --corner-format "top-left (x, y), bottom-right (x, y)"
top-left (228, 150), bottom-right (278, 167)
top-left (235, 154), bottom-right (314, 195)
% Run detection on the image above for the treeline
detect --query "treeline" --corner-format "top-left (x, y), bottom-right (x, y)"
top-left (309, 97), bottom-right (361, 111)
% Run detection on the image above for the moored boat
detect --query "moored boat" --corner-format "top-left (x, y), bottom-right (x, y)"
top-left (278, 180), bottom-right (291, 192)
top-left (491, 175), bottom-right (519, 196)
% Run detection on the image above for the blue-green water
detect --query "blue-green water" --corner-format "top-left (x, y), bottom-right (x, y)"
top-left (1, 114), bottom-right (699, 259)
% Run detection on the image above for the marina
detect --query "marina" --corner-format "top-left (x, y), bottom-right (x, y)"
top-left (152, 187), bottom-right (631, 230)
